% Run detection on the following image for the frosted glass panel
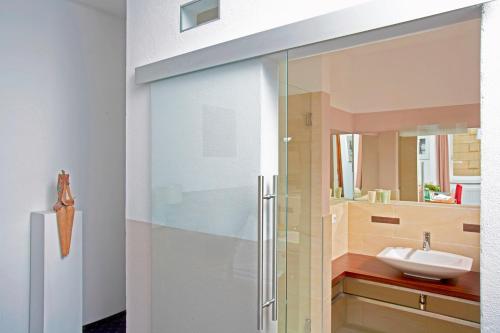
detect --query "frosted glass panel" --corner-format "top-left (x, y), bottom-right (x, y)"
top-left (152, 60), bottom-right (264, 241)
top-left (151, 54), bottom-right (285, 333)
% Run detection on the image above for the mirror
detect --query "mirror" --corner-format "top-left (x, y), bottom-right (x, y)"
top-left (331, 123), bottom-right (481, 206)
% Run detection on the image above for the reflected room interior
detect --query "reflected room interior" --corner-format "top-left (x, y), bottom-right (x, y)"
top-left (331, 127), bottom-right (481, 205)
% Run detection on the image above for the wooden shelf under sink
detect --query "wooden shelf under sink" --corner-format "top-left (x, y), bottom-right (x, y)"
top-left (331, 253), bottom-right (480, 302)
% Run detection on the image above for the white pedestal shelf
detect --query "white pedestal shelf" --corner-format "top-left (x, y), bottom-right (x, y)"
top-left (29, 211), bottom-right (83, 333)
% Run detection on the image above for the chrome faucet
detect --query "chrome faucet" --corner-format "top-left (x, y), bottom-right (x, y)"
top-left (423, 232), bottom-right (431, 251)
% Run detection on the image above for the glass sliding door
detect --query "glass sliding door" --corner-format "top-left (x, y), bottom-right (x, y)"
top-left (150, 50), bottom-right (318, 333)
top-left (151, 52), bottom-right (284, 333)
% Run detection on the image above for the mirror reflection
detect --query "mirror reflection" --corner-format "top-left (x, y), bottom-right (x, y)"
top-left (331, 126), bottom-right (481, 205)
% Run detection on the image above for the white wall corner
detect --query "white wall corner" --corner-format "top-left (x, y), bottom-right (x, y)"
top-left (125, 219), bottom-right (152, 333)
top-left (480, 1), bottom-right (500, 331)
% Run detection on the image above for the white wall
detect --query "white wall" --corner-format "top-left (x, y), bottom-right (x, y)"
top-left (0, 1), bottom-right (126, 330)
top-left (480, 2), bottom-right (500, 331)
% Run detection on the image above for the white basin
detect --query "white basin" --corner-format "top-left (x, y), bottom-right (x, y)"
top-left (376, 247), bottom-right (473, 280)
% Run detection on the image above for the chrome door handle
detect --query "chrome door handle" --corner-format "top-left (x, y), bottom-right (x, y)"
top-left (271, 175), bottom-right (278, 322)
top-left (257, 176), bottom-right (264, 331)
top-left (257, 175), bottom-right (278, 331)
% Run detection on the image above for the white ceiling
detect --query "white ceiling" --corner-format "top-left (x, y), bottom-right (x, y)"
top-left (71, 0), bottom-right (126, 18)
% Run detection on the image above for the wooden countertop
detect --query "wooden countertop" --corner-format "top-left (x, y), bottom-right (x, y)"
top-left (332, 253), bottom-right (480, 302)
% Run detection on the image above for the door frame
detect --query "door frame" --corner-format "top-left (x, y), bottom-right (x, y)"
top-left (136, 1), bottom-right (500, 331)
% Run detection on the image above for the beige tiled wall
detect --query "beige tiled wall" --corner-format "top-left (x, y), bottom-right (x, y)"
top-left (331, 200), bottom-right (349, 260)
top-left (347, 201), bottom-right (480, 271)
top-left (330, 200), bottom-right (480, 272)
top-left (287, 92), bottom-right (332, 333)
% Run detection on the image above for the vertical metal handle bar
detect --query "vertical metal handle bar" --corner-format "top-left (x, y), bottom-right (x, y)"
top-left (257, 176), bottom-right (264, 331)
top-left (271, 175), bottom-right (278, 321)
top-left (258, 175), bottom-right (278, 330)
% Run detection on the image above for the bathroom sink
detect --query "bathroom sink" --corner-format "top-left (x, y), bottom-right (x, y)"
top-left (376, 247), bottom-right (473, 280)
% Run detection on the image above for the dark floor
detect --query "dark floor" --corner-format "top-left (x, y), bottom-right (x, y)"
top-left (83, 311), bottom-right (126, 333)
